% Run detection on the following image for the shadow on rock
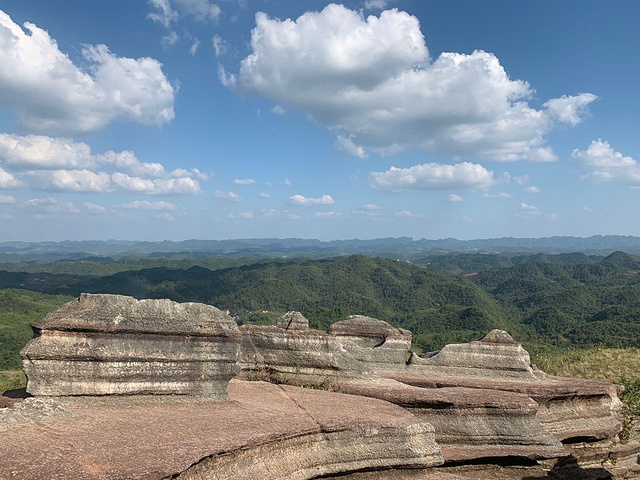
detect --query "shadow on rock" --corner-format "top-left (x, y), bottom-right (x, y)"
top-left (523, 455), bottom-right (612, 479)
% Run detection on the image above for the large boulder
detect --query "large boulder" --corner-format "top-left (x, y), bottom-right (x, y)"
top-left (20, 294), bottom-right (241, 398)
top-left (277, 311), bottom-right (310, 331)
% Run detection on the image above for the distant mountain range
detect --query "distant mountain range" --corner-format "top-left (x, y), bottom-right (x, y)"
top-left (3, 235), bottom-right (640, 261)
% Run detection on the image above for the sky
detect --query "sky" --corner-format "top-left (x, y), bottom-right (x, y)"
top-left (0, 0), bottom-right (638, 242)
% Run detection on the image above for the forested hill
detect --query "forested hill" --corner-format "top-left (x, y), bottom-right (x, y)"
top-left (1, 253), bottom-right (639, 351)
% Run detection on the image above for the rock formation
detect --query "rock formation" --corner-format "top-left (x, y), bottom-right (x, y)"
top-left (1, 295), bottom-right (638, 479)
top-left (20, 294), bottom-right (241, 398)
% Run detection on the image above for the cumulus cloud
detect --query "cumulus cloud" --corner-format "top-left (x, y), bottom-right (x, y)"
top-left (543, 93), bottom-right (597, 126)
top-left (221, 4), bottom-right (596, 161)
top-left (0, 167), bottom-right (22, 188)
top-left (448, 193), bottom-right (463, 203)
top-left (259, 192), bottom-right (271, 198)
top-left (238, 210), bottom-right (254, 219)
top-left (84, 202), bottom-right (106, 213)
top-left (25, 197), bottom-right (79, 214)
top-left (0, 194), bottom-right (16, 204)
top-left (0, 134), bottom-right (206, 194)
top-left (335, 136), bottom-right (366, 158)
top-left (214, 190), bottom-right (243, 201)
top-left (0, 10), bottom-right (175, 135)
top-left (234, 178), bottom-right (256, 185)
top-left (271, 105), bottom-right (286, 115)
top-left (147, 0), bottom-right (178, 27)
top-left (24, 169), bottom-right (112, 193)
top-left (394, 210), bottom-right (420, 217)
top-left (123, 200), bottom-right (177, 211)
top-left (155, 213), bottom-right (175, 221)
top-left (369, 162), bottom-right (495, 192)
top-left (524, 186), bottom-right (540, 193)
top-left (189, 38), bottom-right (201, 56)
top-left (289, 194), bottom-right (335, 206)
top-left (517, 202), bottom-right (540, 218)
top-left (572, 139), bottom-right (640, 186)
top-left (212, 34), bottom-right (228, 56)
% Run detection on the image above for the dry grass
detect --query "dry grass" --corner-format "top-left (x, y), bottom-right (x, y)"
top-left (0, 370), bottom-right (25, 393)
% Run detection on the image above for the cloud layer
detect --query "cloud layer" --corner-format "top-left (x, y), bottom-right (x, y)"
top-left (369, 162), bottom-right (495, 191)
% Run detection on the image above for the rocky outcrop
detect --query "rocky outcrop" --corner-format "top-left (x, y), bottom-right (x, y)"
top-left (20, 294), bottom-right (241, 398)
top-left (4, 296), bottom-right (638, 479)
top-left (398, 330), bottom-right (625, 443)
top-left (0, 380), bottom-right (443, 479)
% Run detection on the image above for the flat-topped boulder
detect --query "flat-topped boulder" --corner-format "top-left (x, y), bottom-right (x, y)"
top-left (21, 294), bottom-right (241, 398)
top-left (277, 311), bottom-right (310, 331)
top-left (0, 380), bottom-right (443, 480)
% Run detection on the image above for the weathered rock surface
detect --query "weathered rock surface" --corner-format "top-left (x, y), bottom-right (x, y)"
top-left (329, 315), bottom-right (412, 373)
top-left (337, 378), bottom-right (567, 463)
top-left (400, 330), bottom-right (625, 443)
top-left (21, 294), bottom-right (241, 398)
top-left (276, 311), bottom-right (310, 331)
top-left (0, 380), bottom-right (443, 480)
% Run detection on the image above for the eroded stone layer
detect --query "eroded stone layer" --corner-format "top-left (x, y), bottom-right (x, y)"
top-left (338, 379), bottom-right (567, 463)
top-left (0, 380), bottom-right (443, 480)
top-left (21, 294), bottom-right (241, 397)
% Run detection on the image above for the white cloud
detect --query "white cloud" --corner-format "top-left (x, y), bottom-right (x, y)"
top-left (155, 212), bottom-right (175, 221)
top-left (147, 0), bottom-right (178, 27)
top-left (572, 139), bottom-right (640, 186)
top-left (361, 203), bottom-right (381, 210)
top-left (123, 200), bottom-right (177, 211)
top-left (161, 31), bottom-right (180, 49)
top-left (259, 192), bottom-right (271, 198)
top-left (222, 4), bottom-right (595, 161)
top-left (189, 38), bottom-right (201, 56)
top-left (543, 93), bottom-right (597, 127)
top-left (482, 192), bottom-right (512, 198)
top-left (523, 186), bottom-right (540, 193)
top-left (335, 135), bottom-right (367, 158)
top-left (212, 34), bottom-right (228, 56)
top-left (214, 190), bottom-right (243, 201)
top-left (583, 206), bottom-right (594, 213)
top-left (0, 166), bottom-right (23, 188)
top-left (394, 210), bottom-right (420, 217)
top-left (364, 0), bottom-right (388, 9)
top-left (25, 197), bottom-right (79, 214)
top-left (259, 208), bottom-right (299, 220)
top-left (369, 162), bottom-right (495, 191)
top-left (238, 210), bottom-right (254, 219)
top-left (513, 174), bottom-right (529, 185)
top-left (24, 169), bottom-right (112, 193)
top-left (281, 178), bottom-right (292, 186)
top-left (462, 215), bottom-right (474, 223)
top-left (234, 178), bottom-right (256, 185)
top-left (0, 134), bottom-right (206, 194)
top-left (0, 11), bottom-right (175, 135)
top-left (271, 105), bottom-right (286, 115)
top-left (0, 194), bottom-right (16, 204)
top-left (111, 173), bottom-right (201, 194)
top-left (316, 211), bottom-right (339, 217)
top-left (84, 202), bottom-right (106, 213)
top-left (289, 194), bottom-right (335, 206)
top-left (448, 193), bottom-right (463, 203)
top-left (174, 0), bottom-right (221, 22)
top-left (517, 202), bottom-right (540, 218)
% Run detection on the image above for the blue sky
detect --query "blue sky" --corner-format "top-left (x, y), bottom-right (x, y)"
top-left (0, 0), bottom-right (638, 241)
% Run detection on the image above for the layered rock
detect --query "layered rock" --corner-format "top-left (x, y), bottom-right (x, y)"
top-left (329, 315), bottom-right (412, 373)
top-left (398, 330), bottom-right (625, 443)
top-left (0, 380), bottom-right (443, 479)
top-left (277, 311), bottom-right (310, 331)
top-left (21, 294), bottom-right (241, 398)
